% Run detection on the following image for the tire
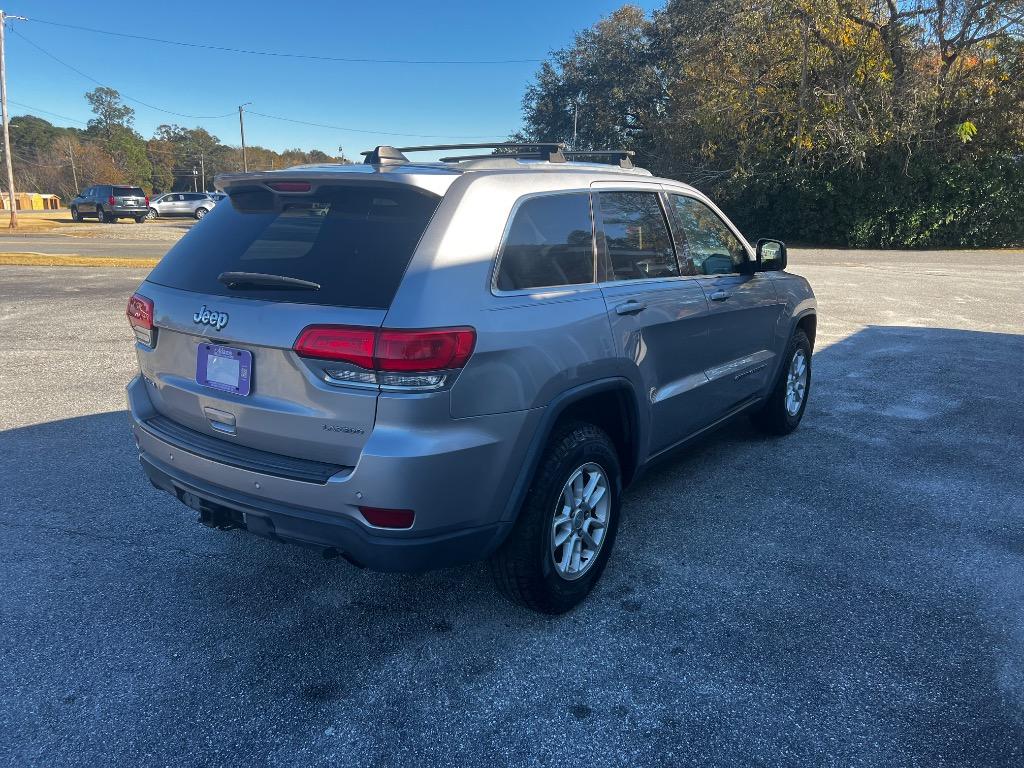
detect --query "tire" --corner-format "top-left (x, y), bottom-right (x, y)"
top-left (96, 206), bottom-right (108, 223)
top-left (194, 207), bottom-right (208, 219)
top-left (70, 206), bottom-right (81, 222)
top-left (489, 421), bottom-right (622, 614)
top-left (146, 208), bottom-right (158, 220)
top-left (751, 329), bottom-right (811, 435)
top-left (134, 215), bottom-right (146, 224)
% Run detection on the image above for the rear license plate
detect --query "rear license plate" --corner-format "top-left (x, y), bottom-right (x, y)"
top-left (196, 343), bottom-right (252, 396)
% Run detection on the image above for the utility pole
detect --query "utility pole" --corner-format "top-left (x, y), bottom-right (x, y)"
top-left (192, 166), bottom-right (198, 192)
top-left (67, 138), bottom-right (78, 191)
top-left (0, 10), bottom-right (27, 229)
top-left (572, 101), bottom-right (578, 150)
top-left (238, 102), bottom-right (251, 172)
top-left (199, 150), bottom-right (205, 192)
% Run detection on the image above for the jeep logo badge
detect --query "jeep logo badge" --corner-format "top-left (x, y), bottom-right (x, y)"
top-left (193, 305), bottom-right (229, 331)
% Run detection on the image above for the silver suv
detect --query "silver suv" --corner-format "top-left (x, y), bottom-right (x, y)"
top-left (126, 143), bottom-right (816, 613)
top-left (147, 192), bottom-right (217, 220)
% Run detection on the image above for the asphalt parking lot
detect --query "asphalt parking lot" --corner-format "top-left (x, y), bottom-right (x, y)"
top-left (1, 250), bottom-right (1022, 766)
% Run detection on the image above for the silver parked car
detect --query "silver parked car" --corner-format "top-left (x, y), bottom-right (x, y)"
top-left (147, 192), bottom-right (217, 220)
top-left (126, 142), bottom-right (817, 613)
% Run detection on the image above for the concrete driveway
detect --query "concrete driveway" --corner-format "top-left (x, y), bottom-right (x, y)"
top-left (0, 250), bottom-right (1021, 766)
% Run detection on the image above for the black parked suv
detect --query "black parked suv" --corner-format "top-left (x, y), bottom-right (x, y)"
top-left (70, 185), bottom-right (149, 223)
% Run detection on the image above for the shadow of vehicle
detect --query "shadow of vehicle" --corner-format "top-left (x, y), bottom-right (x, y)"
top-left (1, 325), bottom-right (1021, 765)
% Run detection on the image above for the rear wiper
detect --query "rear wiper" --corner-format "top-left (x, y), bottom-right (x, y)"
top-left (217, 271), bottom-right (320, 291)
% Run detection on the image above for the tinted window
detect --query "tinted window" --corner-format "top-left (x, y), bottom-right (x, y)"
top-left (113, 186), bottom-right (145, 197)
top-left (184, 193), bottom-right (205, 201)
top-left (597, 191), bottom-right (677, 281)
top-left (495, 193), bottom-right (595, 291)
top-left (147, 184), bottom-right (441, 309)
top-left (669, 195), bottom-right (747, 275)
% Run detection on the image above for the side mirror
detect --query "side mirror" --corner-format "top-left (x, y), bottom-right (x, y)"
top-left (756, 238), bottom-right (787, 272)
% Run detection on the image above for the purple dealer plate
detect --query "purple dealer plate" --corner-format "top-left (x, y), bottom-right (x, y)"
top-left (196, 343), bottom-right (252, 396)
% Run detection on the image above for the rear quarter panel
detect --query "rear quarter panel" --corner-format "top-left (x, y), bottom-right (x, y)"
top-left (384, 171), bottom-right (637, 419)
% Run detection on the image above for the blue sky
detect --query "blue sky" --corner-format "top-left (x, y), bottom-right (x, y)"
top-left (6, 0), bottom-right (659, 157)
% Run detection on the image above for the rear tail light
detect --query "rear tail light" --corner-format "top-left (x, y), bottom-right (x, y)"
top-left (294, 325), bottom-right (475, 389)
top-left (359, 507), bottom-right (415, 529)
top-left (145, 195), bottom-right (150, 207)
top-left (108, 195), bottom-right (116, 206)
top-left (127, 293), bottom-right (156, 346)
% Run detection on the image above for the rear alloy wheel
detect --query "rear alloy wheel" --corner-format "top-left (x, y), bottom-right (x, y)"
top-left (550, 463), bottom-right (612, 580)
top-left (96, 206), bottom-right (109, 223)
top-left (751, 329), bottom-right (811, 435)
top-left (194, 207), bottom-right (208, 219)
top-left (146, 208), bottom-right (158, 220)
top-left (490, 421), bottom-right (621, 614)
top-left (70, 206), bottom-right (81, 222)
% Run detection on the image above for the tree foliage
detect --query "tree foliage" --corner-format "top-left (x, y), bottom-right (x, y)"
top-left (11, 88), bottom-right (351, 202)
top-left (520, 0), bottom-right (1024, 246)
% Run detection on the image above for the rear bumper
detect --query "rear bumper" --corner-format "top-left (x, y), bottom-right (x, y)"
top-left (112, 207), bottom-right (147, 216)
top-left (139, 453), bottom-right (507, 571)
top-left (127, 375), bottom-right (538, 571)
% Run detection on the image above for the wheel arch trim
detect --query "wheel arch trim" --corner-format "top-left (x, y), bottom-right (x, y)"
top-left (499, 377), bottom-right (643, 526)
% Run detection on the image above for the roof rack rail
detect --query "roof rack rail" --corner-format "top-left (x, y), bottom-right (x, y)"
top-left (361, 142), bottom-right (566, 165)
top-left (562, 150), bottom-right (636, 169)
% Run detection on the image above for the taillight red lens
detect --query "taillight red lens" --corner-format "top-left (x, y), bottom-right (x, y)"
top-left (145, 195), bottom-right (150, 206)
top-left (294, 326), bottom-right (476, 373)
top-left (126, 293), bottom-right (153, 329)
top-left (376, 328), bottom-right (476, 372)
top-left (294, 326), bottom-right (375, 368)
top-left (359, 507), bottom-right (415, 529)
top-left (269, 181), bottom-right (312, 192)
top-left (108, 195), bottom-right (116, 206)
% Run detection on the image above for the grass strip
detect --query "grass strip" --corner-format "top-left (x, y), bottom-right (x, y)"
top-left (0, 252), bottom-right (159, 268)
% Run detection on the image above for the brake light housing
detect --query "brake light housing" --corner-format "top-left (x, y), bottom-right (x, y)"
top-left (108, 195), bottom-right (116, 206)
top-left (294, 325), bottom-right (476, 390)
top-left (268, 181), bottom-right (312, 193)
top-left (126, 293), bottom-right (156, 346)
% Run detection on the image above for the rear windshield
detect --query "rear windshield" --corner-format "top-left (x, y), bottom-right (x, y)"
top-left (114, 186), bottom-right (145, 197)
top-left (146, 184), bottom-right (441, 309)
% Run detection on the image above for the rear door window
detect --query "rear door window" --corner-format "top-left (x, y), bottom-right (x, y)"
top-left (495, 192), bottom-right (595, 291)
top-left (596, 191), bottom-right (678, 281)
top-left (114, 186), bottom-right (145, 197)
top-left (146, 184), bottom-right (441, 309)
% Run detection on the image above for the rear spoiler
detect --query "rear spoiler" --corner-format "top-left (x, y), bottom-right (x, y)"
top-left (214, 168), bottom-right (459, 197)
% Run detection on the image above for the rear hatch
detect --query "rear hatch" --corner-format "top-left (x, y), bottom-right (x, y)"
top-left (136, 180), bottom-right (443, 467)
top-left (114, 186), bottom-right (147, 209)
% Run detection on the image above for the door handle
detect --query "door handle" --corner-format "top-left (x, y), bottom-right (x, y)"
top-left (709, 290), bottom-right (731, 302)
top-left (614, 300), bottom-right (647, 315)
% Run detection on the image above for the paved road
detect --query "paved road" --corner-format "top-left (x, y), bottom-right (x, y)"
top-left (0, 235), bottom-right (172, 259)
top-left (1, 252), bottom-right (1022, 767)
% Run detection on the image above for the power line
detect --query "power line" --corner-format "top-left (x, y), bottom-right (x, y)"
top-left (10, 30), bottom-right (509, 143)
top-left (9, 27), bottom-right (236, 120)
top-left (8, 99), bottom-right (88, 125)
top-left (246, 110), bottom-right (501, 140)
top-left (23, 17), bottom-right (543, 65)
